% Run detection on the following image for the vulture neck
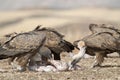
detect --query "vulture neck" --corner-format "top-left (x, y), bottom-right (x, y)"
top-left (77, 47), bottom-right (86, 58)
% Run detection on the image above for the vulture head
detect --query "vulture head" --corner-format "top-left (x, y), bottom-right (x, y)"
top-left (89, 23), bottom-right (112, 34)
top-left (89, 23), bottom-right (120, 36)
top-left (89, 24), bottom-right (98, 34)
top-left (77, 40), bottom-right (86, 49)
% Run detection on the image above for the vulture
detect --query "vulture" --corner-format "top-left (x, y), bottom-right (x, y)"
top-left (73, 24), bottom-right (120, 68)
top-left (0, 26), bottom-right (74, 71)
top-left (89, 23), bottom-right (120, 56)
top-left (33, 26), bottom-right (74, 60)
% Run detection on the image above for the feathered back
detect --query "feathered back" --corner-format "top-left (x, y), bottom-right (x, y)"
top-left (0, 32), bottom-right (18, 46)
top-left (0, 25), bottom-right (74, 60)
top-left (89, 23), bottom-right (120, 39)
top-left (34, 25), bottom-right (64, 38)
top-left (82, 32), bottom-right (119, 51)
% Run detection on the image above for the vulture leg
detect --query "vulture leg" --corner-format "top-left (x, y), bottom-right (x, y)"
top-left (29, 59), bottom-right (37, 67)
top-left (91, 52), bottom-right (104, 68)
top-left (8, 57), bottom-right (16, 65)
top-left (10, 37), bottom-right (45, 71)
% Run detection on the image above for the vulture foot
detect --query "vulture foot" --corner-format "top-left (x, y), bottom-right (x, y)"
top-left (68, 64), bottom-right (81, 70)
top-left (91, 60), bottom-right (102, 68)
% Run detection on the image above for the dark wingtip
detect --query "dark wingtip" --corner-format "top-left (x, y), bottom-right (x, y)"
top-left (34, 25), bottom-right (42, 31)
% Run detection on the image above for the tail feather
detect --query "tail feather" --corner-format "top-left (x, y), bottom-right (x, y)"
top-left (0, 46), bottom-right (23, 59)
top-left (0, 46), bottom-right (13, 59)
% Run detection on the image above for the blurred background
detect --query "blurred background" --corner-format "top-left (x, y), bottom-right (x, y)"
top-left (0, 0), bottom-right (120, 42)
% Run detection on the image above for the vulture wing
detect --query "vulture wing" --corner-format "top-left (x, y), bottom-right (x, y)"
top-left (0, 32), bottom-right (46, 59)
top-left (49, 40), bottom-right (74, 54)
top-left (82, 32), bottom-right (118, 51)
top-left (49, 39), bottom-right (74, 60)
top-left (59, 40), bottom-right (74, 52)
top-left (89, 24), bottom-right (120, 39)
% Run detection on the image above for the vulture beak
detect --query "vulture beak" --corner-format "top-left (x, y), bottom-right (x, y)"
top-left (69, 41), bottom-right (86, 70)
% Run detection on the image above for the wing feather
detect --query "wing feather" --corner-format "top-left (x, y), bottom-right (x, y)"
top-left (0, 32), bottom-right (46, 57)
top-left (82, 32), bottom-right (118, 50)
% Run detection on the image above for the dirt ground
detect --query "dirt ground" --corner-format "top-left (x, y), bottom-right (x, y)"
top-left (0, 8), bottom-right (120, 80)
top-left (0, 52), bottom-right (119, 80)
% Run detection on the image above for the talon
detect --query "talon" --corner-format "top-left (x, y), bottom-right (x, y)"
top-left (91, 63), bottom-right (101, 68)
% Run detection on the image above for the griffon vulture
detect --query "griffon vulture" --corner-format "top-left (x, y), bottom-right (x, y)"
top-left (0, 26), bottom-right (74, 71)
top-left (89, 23), bottom-right (120, 56)
top-left (73, 24), bottom-right (120, 68)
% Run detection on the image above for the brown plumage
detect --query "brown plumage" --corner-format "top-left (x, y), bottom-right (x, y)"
top-left (31, 26), bottom-right (74, 60)
top-left (89, 23), bottom-right (120, 39)
top-left (0, 26), bottom-right (74, 71)
top-left (74, 24), bottom-right (120, 68)
top-left (0, 32), bottom-right (17, 46)
top-left (0, 31), bottom-right (46, 71)
top-left (89, 23), bottom-right (120, 56)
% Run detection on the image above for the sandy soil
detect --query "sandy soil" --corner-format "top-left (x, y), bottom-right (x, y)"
top-left (0, 52), bottom-right (119, 80)
top-left (0, 8), bottom-right (120, 80)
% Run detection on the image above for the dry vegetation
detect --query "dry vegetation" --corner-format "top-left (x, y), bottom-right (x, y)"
top-left (0, 8), bottom-right (120, 80)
